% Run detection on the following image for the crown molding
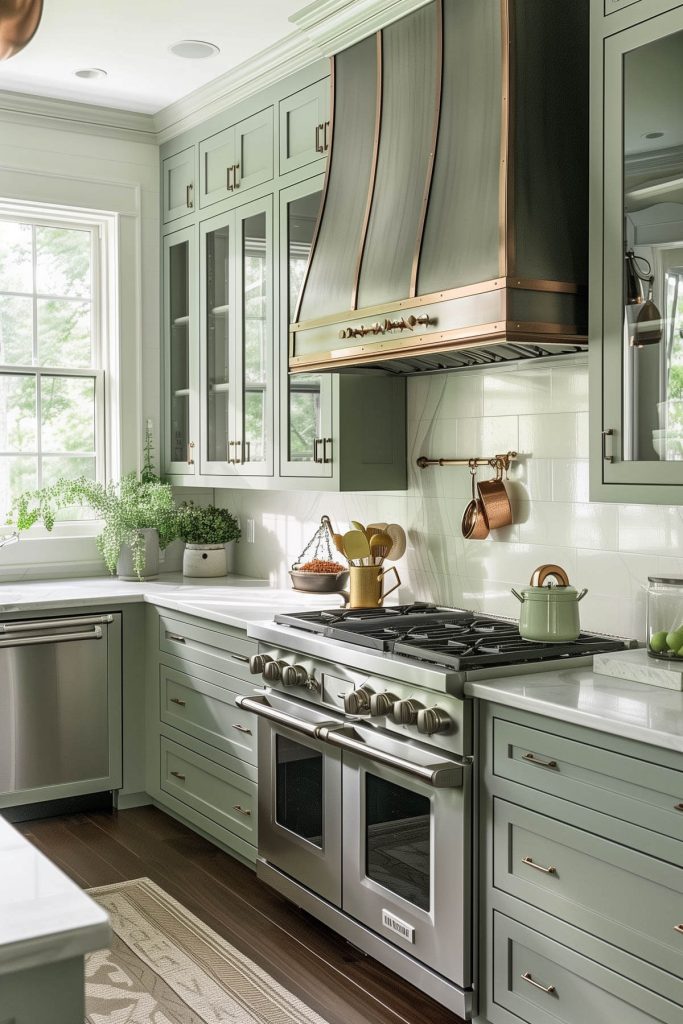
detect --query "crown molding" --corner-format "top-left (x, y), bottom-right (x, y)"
top-left (290, 0), bottom-right (432, 54)
top-left (152, 31), bottom-right (323, 145)
top-left (0, 89), bottom-right (156, 144)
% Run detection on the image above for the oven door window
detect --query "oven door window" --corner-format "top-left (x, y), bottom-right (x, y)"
top-left (275, 734), bottom-right (323, 847)
top-left (365, 773), bottom-right (431, 911)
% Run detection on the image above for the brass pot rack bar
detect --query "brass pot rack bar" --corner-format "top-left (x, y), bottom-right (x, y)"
top-left (416, 450), bottom-right (518, 471)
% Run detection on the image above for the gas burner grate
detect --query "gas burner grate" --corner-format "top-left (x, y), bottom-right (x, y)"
top-left (394, 630), bottom-right (629, 670)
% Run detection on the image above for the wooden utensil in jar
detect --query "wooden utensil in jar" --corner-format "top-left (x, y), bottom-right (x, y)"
top-left (369, 531), bottom-right (393, 564)
top-left (385, 524), bottom-right (406, 560)
top-left (342, 529), bottom-right (371, 565)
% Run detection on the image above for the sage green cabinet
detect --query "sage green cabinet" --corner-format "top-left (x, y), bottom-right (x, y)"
top-left (279, 78), bottom-right (330, 176)
top-left (200, 194), bottom-right (274, 477)
top-left (162, 146), bottom-right (195, 223)
top-left (199, 108), bottom-right (274, 209)
top-left (163, 226), bottom-right (198, 475)
top-left (590, 2), bottom-right (683, 502)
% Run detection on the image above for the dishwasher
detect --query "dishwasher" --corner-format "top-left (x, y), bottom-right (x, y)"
top-left (0, 612), bottom-right (122, 815)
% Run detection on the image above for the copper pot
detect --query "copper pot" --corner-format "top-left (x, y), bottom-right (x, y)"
top-left (477, 461), bottom-right (512, 529)
top-left (462, 464), bottom-right (489, 540)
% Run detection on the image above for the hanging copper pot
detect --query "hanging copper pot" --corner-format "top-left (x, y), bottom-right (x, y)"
top-left (0, 0), bottom-right (43, 61)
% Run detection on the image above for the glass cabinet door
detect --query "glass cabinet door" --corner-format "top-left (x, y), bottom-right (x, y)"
top-left (163, 226), bottom-right (197, 475)
top-left (279, 176), bottom-right (333, 477)
top-left (595, 9), bottom-right (683, 499)
top-left (200, 210), bottom-right (235, 474)
top-left (233, 197), bottom-right (274, 476)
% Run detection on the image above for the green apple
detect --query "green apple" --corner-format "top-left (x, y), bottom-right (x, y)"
top-left (650, 630), bottom-right (669, 653)
top-left (666, 627), bottom-right (683, 651)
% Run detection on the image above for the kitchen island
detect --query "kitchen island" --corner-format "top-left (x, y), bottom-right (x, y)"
top-left (0, 814), bottom-right (110, 1024)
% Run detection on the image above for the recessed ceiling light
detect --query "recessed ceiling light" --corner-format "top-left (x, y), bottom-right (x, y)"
top-left (74, 68), bottom-right (107, 79)
top-left (643, 131), bottom-right (665, 140)
top-left (169, 39), bottom-right (220, 59)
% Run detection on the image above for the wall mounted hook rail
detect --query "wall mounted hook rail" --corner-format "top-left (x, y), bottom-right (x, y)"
top-left (416, 450), bottom-right (518, 471)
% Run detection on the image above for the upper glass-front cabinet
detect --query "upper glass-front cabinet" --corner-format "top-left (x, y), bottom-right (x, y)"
top-left (279, 176), bottom-right (332, 478)
top-left (163, 226), bottom-right (197, 475)
top-left (591, 4), bottom-right (683, 501)
top-left (200, 196), bottom-right (273, 476)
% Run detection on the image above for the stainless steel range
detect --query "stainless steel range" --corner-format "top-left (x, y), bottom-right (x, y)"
top-left (239, 605), bottom-right (632, 1019)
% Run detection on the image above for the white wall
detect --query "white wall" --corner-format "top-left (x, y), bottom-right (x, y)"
top-left (0, 114), bottom-right (159, 578)
top-left (218, 355), bottom-right (681, 642)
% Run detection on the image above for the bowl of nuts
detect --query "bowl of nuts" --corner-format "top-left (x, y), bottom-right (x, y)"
top-left (289, 559), bottom-right (349, 593)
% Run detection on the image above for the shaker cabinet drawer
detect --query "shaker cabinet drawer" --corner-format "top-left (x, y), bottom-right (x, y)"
top-left (492, 717), bottom-right (683, 844)
top-left (159, 613), bottom-right (256, 683)
top-left (159, 664), bottom-right (256, 765)
top-left (492, 911), bottom-right (682, 1024)
top-left (162, 147), bottom-right (195, 223)
top-left (160, 737), bottom-right (256, 845)
top-left (199, 108), bottom-right (273, 208)
top-left (493, 798), bottom-right (683, 980)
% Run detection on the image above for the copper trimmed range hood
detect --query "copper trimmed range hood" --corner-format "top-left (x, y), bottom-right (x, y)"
top-left (290, 0), bottom-right (589, 375)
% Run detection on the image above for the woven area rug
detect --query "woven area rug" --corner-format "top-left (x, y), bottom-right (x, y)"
top-left (85, 877), bottom-right (330, 1024)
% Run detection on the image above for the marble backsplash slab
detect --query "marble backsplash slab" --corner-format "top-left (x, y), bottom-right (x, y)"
top-left (217, 356), bottom-right (683, 642)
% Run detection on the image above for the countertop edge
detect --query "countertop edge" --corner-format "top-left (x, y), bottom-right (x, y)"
top-left (0, 919), bottom-right (112, 976)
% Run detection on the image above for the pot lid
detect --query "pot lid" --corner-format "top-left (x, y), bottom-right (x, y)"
top-left (519, 583), bottom-right (581, 601)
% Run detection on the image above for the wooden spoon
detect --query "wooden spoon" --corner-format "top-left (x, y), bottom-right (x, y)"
top-left (342, 530), bottom-right (371, 565)
top-left (351, 520), bottom-right (366, 536)
top-left (385, 524), bottom-right (406, 560)
top-left (369, 531), bottom-right (393, 564)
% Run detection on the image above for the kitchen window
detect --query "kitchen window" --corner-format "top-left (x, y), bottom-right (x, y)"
top-left (0, 213), bottom-right (107, 521)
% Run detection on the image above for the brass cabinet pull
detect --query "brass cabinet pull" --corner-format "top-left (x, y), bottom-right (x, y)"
top-left (233, 162), bottom-right (240, 189)
top-left (323, 120), bottom-right (330, 151)
top-left (170, 771), bottom-right (186, 781)
top-left (170, 697), bottom-right (186, 707)
top-left (602, 428), bottom-right (614, 463)
top-left (522, 856), bottom-right (557, 875)
top-left (166, 632), bottom-right (186, 643)
top-left (322, 437), bottom-right (332, 464)
top-left (232, 724), bottom-right (252, 735)
top-left (233, 804), bottom-right (251, 816)
top-left (226, 165), bottom-right (234, 191)
top-left (523, 752), bottom-right (558, 769)
top-left (675, 924), bottom-right (683, 935)
top-left (186, 184), bottom-right (193, 209)
top-left (233, 439), bottom-right (242, 464)
top-left (187, 441), bottom-right (195, 466)
top-left (313, 437), bottom-right (324, 463)
top-left (315, 123), bottom-right (324, 153)
top-left (521, 971), bottom-right (555, 995)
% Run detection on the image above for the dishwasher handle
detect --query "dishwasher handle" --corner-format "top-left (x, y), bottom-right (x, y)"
top-left (0, 614), bottom-right (114, 634)
top-left (0, 625), bottom-right (104, 648)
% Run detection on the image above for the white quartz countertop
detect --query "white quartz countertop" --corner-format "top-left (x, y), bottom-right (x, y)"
top-left (0, 573), bottom-right (340, 630)
top-left (0, 816), bottom-right (111, 975)
top-left (466, 668), bottom-right (683, 753)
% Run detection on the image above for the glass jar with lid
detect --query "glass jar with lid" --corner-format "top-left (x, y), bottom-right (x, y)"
top-left (647, 576), bottom-right (683, 659)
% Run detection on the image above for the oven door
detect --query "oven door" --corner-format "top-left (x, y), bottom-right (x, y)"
top-left (334, 723), bottom-right (472, 988)
top-left (237, 691), bottom-right (343, 906)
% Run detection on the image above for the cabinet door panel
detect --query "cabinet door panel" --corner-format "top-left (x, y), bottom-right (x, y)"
top-left (163, 147), bottom-right (195, 223)
top-left (199, 126), bottom-right (235, 208)
top-left (279, 79), bottom-right (330, 175)
top-left (233, 109), bottom-right (274, 194)
top-left (163, 227), bottom-right (198, 475)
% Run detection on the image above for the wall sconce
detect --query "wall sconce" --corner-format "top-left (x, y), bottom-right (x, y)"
top-left (625, 249), bottom-right (663, 348)
top-left (0, 0), bottom-right (43, 61)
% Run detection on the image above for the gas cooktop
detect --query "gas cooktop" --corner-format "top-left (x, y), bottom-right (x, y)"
top-left (274, 603), bottom-right (631, 671)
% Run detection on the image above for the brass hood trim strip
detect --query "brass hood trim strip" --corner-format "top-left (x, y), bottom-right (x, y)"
top-left (499, 0), bottom-right (512, 276)
top-left (351, 31), bottom-right (383, 311)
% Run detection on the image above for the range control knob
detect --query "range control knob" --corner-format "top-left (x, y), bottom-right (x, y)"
top-left (369, 691), bottom-right (399, 717)
top-left (392, 698), bottom-right (424, 726)
top-left (263, 659), bottom-right (288, 683)
top-left (417, 706), bottom-right (453, 736)
top-left (249, 653), bottom-right (273, 675)
top-left (344, 684), bottom-right (374, 716)
top-left (281, 664), bottom-right (309, 688)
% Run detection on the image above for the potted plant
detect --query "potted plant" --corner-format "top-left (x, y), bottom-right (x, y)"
top-left (10, 473), bottom-right (178, 581)
top-left (177, 503), bottom-right (241, 578)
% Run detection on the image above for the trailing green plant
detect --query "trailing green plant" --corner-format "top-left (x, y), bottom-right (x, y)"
top-left (10, 474), bottom-right (178, 579)
top-left (176, 503), bottom-right (241, 546)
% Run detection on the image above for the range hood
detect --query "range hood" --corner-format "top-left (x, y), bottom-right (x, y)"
top-left (290, 0), bottom-right (589, 375)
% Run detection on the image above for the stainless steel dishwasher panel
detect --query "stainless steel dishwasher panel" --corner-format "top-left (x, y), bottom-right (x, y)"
top-left (0, 613), bottom-right (122, 797)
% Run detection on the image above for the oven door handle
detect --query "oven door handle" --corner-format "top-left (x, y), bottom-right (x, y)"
top-left (317, 725), bottom-right (464, 788)
top-left (236, 694), bottom-right (332, 738)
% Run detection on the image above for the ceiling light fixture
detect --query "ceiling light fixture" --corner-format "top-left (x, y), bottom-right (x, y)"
top-left (74, 68), bottom-right (107, 80)
top-left (0, 0), bottom-right (43, 61)
top-left (643, 131), bottom-right (665, 140)
top-left (169, 39), bottom-right (220, 59)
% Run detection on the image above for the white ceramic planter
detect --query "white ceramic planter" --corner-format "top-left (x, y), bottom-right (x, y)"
top-left (116, 528), bottom-right (159, 581)
top-left (183, 542), bottom-right (232, 578)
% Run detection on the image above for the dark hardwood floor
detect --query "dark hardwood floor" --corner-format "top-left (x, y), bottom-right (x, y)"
top-left (16, 806), bottom-right (465, 1024)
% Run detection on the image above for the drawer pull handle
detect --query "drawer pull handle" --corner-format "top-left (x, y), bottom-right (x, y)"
top-left (522, 856), bottom-right (557, 875)
top-left (523, 752), bottom-right (558, 769)
top-left (231, 654), bottom-right (250, 663)
top-left (232, 724), bottom-right (252, 734)
top-left (170, 771), bottom-right (186, 781)
top-left (675, 924), bottom-right (683, 935)
top-left (521, 971), bottom-right (555, 995)
top-left (170, 697), bottom-right (186, 707)
top-left (675, 803), bottom-right (683, 812)
top-left (166, 632), bottom-right (186, 643)
top-left (233, 804), bottom-right (251, 816)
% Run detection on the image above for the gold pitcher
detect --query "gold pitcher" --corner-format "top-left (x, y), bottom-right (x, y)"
top-left (343, 564), bottom-right (401, 609)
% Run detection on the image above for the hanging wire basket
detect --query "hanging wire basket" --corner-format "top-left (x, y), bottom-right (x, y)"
top-left (290, 515), bottom-right (349, 593)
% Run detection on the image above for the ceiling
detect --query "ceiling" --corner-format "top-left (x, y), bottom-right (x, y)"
top-left (625, 28), bottom-right (683, 157)
top-left (0, 0), bottom-right (305, 114)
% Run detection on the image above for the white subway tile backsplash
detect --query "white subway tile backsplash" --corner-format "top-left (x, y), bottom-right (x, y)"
top-left (519, 412), bottom-right (589, 459)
